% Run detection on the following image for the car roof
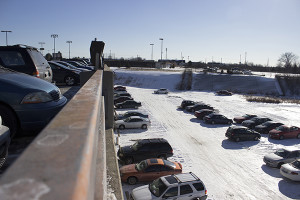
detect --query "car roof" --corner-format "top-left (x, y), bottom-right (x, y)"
top-left (138, 138), bottom-right (168, 144)
top-left (162, 172), bottom-right (201, 185)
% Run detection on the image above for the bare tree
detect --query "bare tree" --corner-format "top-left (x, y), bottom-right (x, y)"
top-left (277, 52), bottom-right (298, 68)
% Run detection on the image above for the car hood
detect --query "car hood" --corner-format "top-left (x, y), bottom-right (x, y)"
top-left (0, 72), bottom-right (57, 93)
top-left (255, 125), bottom-right (265, 129)
top-left (120, 164), bottom-right (138, 174)
top-left (242, 120), bottom-right (254, 125)
top-left (131, 185), bottom-right (155, 200)
top-left (264, 153), bottom-right (283, 161)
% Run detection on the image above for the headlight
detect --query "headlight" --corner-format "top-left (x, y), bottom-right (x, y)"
top-left (21, 92), bottom-right (53, 104)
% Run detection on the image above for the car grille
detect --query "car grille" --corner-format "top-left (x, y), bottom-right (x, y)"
top-left (49, 90), bottom-right (61, 101)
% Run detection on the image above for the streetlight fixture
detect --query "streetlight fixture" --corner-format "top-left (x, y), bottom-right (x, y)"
top-left (51, 34), bottom-right (58, 54)
top-left (38, 42), bottom-right (45, 55)
top-left (66, 41), bottom-right (72, 59)
top-left (1, 30), bottom-right (12, 46)
top-left (159, 38), bottom-right (163, 61)
top-left (150, 43), bottom-right (154, 60)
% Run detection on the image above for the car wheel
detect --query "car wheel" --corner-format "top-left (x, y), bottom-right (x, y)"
top-left (141, 124), bottom-right (147, 129)
top-left (134, 106), bottom-right (138, 109)
top-left (253, 136), bottom-right (259, 141)
top-left (235, 137), bottom-right (240, 142)
top-left (124, 157), bottom-right (133, 164)
top-left (119, 125), bottom-right (125, 130)
top-left (297, 134), bottom-right (300, 139)
top-left (127, 176), bottom-right (138, 185)
top-left (158, 154), bottom-right (167, 160)
top-left (279, 135), bottom-right (284, 140)
top-left (0, 105), bottom-right (19, 138)
top-left (228, 121), bottom-right (232, 125)
top-left (211, 121), bottom-right (215, 125)
top-left (65, 76), bottom-right (76, 86)
top-left (277, 162), bottom-right (284, 169)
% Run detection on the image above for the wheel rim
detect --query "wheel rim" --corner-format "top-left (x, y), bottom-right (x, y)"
top-left (65, 76), bottom-right (75, 85)
top-left (142, 125), bottom-right (147, 129)
top-left (280, 135), bottom-right (284, 140)
top-left (128, 177), bottom-right (137, 185)
top-left (119, 125), bottom-right (125, 130)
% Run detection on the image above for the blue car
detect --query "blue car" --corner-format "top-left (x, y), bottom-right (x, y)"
top-left (0, 66), bottom-right (67, 137)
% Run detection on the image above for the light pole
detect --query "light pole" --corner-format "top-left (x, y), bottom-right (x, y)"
top-left (38, 42), bottom-right (45, 55)
top-left (150, 43), bottom-right (154, 60)
top-left (1, 30), bottom-right (12, 46)
top-left (66, 41), bottom-right (72, 59)
top-left (51, 34), bottom-right (58, 54)
top-left (159, 38), bottom-right (163, 61)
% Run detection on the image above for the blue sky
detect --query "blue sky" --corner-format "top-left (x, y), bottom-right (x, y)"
top-left (1, 0), bottom-right (299, 66)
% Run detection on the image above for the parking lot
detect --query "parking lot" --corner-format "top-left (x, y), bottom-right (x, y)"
top-left (116, 85), bottom-right (300, 200)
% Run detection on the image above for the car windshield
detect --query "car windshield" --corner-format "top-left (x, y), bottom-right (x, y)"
top-left (274, 149), bottom-right (289, 158)
top-left (131, 141), bottom-right (140, 151)
top-left (262, 121), bottom-right (272, 126)
top-left (163, 160), bottom-right (176, 169)
top-left (276, 126), bottom-right (288, 132)
top-left (242, 114), bottom-right (251, 118)
top-left (291, 160), bottom-right (300, 169)
top-left (149, 178), bottom-right (168, 197)
top-left (136, 160), bottom-right (148, 171)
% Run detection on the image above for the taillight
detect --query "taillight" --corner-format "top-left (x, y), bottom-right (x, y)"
top-left (291, 172), bottom-right (298, 175)
top-left (32, 71), bottom-right (40, 78)
top-left (205, 190), bottom-right (207, 195)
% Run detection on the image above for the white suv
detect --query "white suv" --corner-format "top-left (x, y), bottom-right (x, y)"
top-left (154, 88), bottom-right (169, 94)
top-left (130, 172), bottom-right (207, 200)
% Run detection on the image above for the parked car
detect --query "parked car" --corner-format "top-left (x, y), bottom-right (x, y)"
top-left (154, 88), bottom-right (168, 94)
top-left (233, 114), bottom-right (257, 124)
top-left (56, 60), bottom-right (92, 71)
top-left (64, 60), bottom-right (94, 70)
top-left (225, 126), bottom-right (261, 142)
top-left (215, 90), bottom-right (233, 96)
top-left (0, 66), bottom-right (67, 137)
top-left (115, 111), bottom-right (148, 120)
top-left (186, 103), bottom-right (213, 113)
top-left (0, 115), bottom-right (11, 168)
top-left (115, 100), bottom-right (141, 109)
top-left (263, 148), bottom-right (300, 168)
top-left (269, 125), bottom-right (300, 140)
top-left (204, 113), bottom-right (232, 125)
top-left (254, 121), bottom-right (283, 134)
top-left (48, 61), bottom-right (80, 86)
top-left (117, 138), bottom-right (173, 164)
top-left (114, 96), bottom-right (133, 104)
top-left (115, 116), bottom-right (150, 129)
top-left (114, 85), bottom-right (127, 91)
top-left (280, 159), bottom-right (300, 181)
top-left (114, 92), bottom-right (131, 98)
top-left (194, 109), bottom-right (215, 120)
top-left (241, 117), bottom-right (271, 129)
top-left (180, 100), bottom-right (199, 109)
top-left (0, 44), bottom-right (52, 82)
top-left (120, 158), bottom-right (182, 185)
top-left (130, 172), bottom-right (207, 200)
top-left (54, 61), bottom-right (91, 71)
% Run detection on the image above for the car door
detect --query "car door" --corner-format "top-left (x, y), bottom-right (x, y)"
top-left (142, 165), bottom-right (162, 182)
top-left (161, 186), bottom-right (179, 199)
top-left (49, 63), bottom-right (64, 83)
top-left (178, 184), bottom-right (195, 199)
top-left (136, 144), bottom-right (151, 161)
top-left (125, 118), bottom-right (135, 128)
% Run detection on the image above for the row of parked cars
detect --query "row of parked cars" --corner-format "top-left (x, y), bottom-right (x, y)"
top-left (114, 86), bottom-right (208, 199)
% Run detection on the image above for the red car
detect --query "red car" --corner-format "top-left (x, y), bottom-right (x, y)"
top-left (269, 125), bottom-right (300, 140)
top-left (233, 114), bottom-right (257, 124)
top-left (194, 109), bottom-right (214, 119)
top-left (119, 158), bottom-right (182, 185)
top-left (114, 85), bottom-right (126, 91)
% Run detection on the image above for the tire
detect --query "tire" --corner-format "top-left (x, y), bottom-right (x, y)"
top-left (65, 76), bottom-right (76, 86)
top-left (0, 143), bottom-right (8, 168)
top-left (127, 176), bottom-right (138, 185)
top-left (158, 154), bottom-right (167, 160)
top-left (124, 157), bottom-right (133, 164)
top-left (141, 124), bottom-right (147, 129)
top-left (235, 137), bottom-right (240, 142)
top-left (0, 105), bottom-right (19, 138)
top-left (279, 135), bottom-right (284, 140)
top-left (119, 125), bottom-right (125, 130)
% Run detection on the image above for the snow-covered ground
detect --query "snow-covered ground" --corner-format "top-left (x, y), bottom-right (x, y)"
top-left (114, 68), bottom-right (300, 200)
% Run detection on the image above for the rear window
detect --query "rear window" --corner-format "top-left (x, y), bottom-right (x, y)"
top-left (0, 51), bottom-right (25, 66)
top-left (193, 182), bottom-right (204, 191)
top-left (180, 184), bottom-right (193, 195)
top-left (27, 49), bottom-right (48, 67)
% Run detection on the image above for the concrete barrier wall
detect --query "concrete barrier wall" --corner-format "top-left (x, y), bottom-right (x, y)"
top-left (0, 70), bottom-right (107, 200)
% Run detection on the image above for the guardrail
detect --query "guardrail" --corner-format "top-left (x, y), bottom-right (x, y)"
top-left (0, 69), bottom-right (117, 200)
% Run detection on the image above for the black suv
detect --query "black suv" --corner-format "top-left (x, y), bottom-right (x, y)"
top-left (0, 45), bottom-right (52, 82)
top-left (180, 100), bottom-right (197, 109)
top-left (226, 126), bottom-right (261, 142)
top-left (117, 138), bottom-right (173, 164)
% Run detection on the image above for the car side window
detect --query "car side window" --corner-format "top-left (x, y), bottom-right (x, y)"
top-left (163, 187), bottom-right (178, 198)
top-left (289, 151), bottom-right (297, 158)
top-left (193, 182), bottom-right (204, 191)
top-left (160, 165), bottom-right (172, 171)
top-left (0, 51), bottom-right (26, 67)
top-left (180, 184), bottom-right (193, 195)
top-left (144, 165), bottom-right (160, 172)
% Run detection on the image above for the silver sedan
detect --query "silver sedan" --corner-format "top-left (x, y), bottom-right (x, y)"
top-left (115, 116), bottom-right (151, 130)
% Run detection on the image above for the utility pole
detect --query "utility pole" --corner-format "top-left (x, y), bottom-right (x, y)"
top-left (245, 52), bottom-right (247, 65)
top-left (150, 43), bottom-right (154, 60)
top-left (159, 38), bottom-right (163, 61)
top-left (51, 34), bottom-right (58, 54)
top-left (38, 42), bottom-right (45, 55)
top-left (1, 30), bottom-right (12, 46)
top-left (166, 48), bottom-right (167, 60)
top-left (66, 41), bottom-right (72, 59)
